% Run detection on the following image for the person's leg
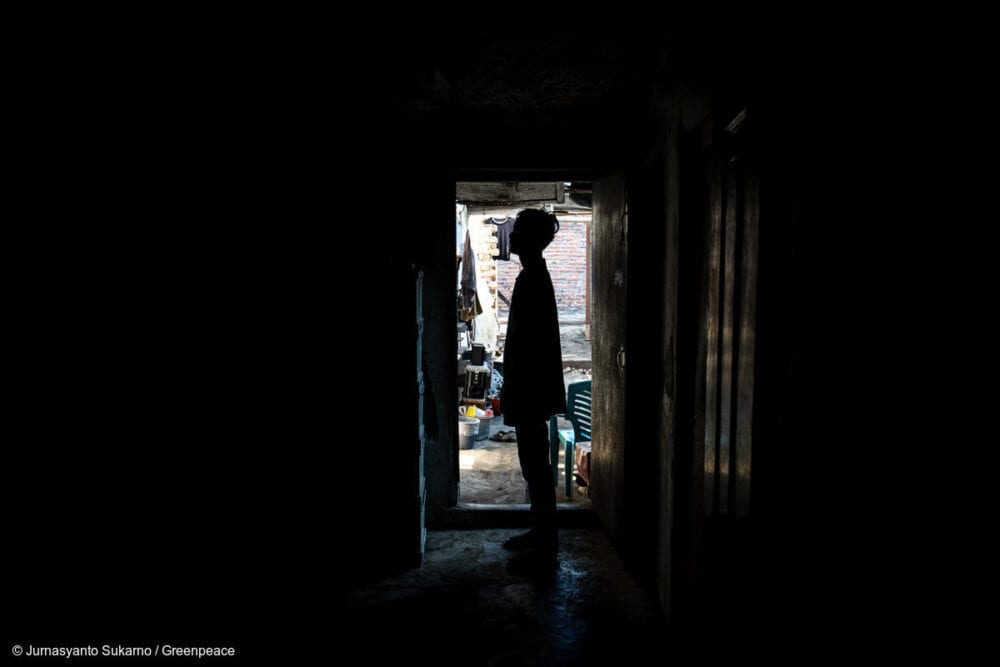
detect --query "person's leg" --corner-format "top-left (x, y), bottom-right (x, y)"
top-left (515, 420), bottom-right (558, 553)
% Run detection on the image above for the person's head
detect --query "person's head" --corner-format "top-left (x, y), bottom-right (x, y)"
top-left (510, 209), bottom-right (559, 257)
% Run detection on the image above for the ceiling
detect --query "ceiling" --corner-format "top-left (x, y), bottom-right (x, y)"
top-left (426, 25), bottom-right (644, 112)
top-left (370, 23), bottom-right (657, 178)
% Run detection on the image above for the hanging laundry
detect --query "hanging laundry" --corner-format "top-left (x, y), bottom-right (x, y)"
top-left (487, 216), bottom-right (515, 261)
top-left (459, 228), bottom-right (482, 321)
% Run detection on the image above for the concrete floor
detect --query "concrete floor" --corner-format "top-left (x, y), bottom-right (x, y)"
top-left (459, 424), bottom-right (528, 503)
top-left (460, 414), bottom-right (591, 505)
top-left (341, 528), bottom-right (664, 666)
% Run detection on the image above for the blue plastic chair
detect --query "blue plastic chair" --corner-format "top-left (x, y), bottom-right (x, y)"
top-left (549, 380), bottom-right (592, 499)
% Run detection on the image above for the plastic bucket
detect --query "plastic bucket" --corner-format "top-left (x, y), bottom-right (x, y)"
top-left (458, 417), bottom-right (478, 449)
top-left (476, 416), bottom-right (491, 441)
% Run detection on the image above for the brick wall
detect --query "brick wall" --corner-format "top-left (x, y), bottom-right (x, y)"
top-left (491, 216), bottom-right (590, 319)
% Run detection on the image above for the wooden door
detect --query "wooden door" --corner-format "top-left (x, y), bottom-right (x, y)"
top-left (590, 172), bottom-right (629, 538)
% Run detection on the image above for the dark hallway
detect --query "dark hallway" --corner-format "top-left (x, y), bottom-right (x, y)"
top-left (6, 15), bottom-right (864, 664)
top-left (345, 19), bottom-right (836, 660)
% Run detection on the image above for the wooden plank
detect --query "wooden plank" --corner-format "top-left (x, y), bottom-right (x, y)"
top-left (590, 172), bottom-right (628, 540)
top-left (734, 167), bottom-right (759, 518)
top-left (718, 156), bottom-right (739, 516)
top-left (704, 153), bottom-right (723, 513)
top-left (456, 182), bottom-right (564, 205)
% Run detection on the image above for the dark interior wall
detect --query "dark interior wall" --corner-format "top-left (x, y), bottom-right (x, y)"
top-left (732, 96), bottom-right (808, 624)
top-left (663, 31), bottom-right (815, 641)
top-left (669, 116), bottom-right (709, 621)
top-left (346, 169), bottom-right (454, 578)
top-left (591, 24), bottom-right (813, 631)
top-left (337, 67), bottom-right (458, 571)
top-left (655, 88), bottom-right (683, 615)
top-left (6, 38), bottom-right (463, 653)
top-left (586, 35), bottom-right (699, 617)
top-left (7, 42), bottom-right (414, 647)
top-left (420, 187), bottom-right (460, 516)
top-left (605, 43), bottom-right (706, 615)
top-left (622, 157), bottom-right (668, 584)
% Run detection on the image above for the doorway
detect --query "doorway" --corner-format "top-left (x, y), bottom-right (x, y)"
top-left (454, 182), bottom-right (593, 507)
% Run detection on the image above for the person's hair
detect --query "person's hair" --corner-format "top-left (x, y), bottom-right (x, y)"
top-left (514, 208), bottom-right (559, 249)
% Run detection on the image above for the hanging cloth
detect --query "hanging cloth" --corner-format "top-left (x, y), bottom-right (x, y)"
top-left (488, 216), bottom-right (515, 261)
top-left (459, 228), bottom-right (483, 321)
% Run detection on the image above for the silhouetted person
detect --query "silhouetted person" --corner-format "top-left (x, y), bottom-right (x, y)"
top-left (500, 208), bottom-right (566, 575)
